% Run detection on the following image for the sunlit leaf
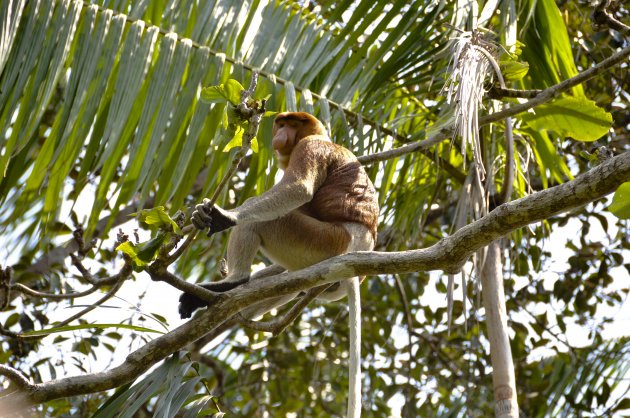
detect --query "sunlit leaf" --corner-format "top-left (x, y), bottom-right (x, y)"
top-left (521, 96), bottom-right (612, 142)
top-left (224, 79), bottom-right (244, 105)
top-left (200, 79), bottom-right (244, 105)
top-left (200, 85), bottom-right (228, 104)
top-left (223, 125), bottom-right (244, 151)
top-left (131, 206), bottom-right (182, 234)
top-left (116, 242), bottom-right (147, 269)
top-left (500, 60), bottom-right (529, 81)
top-left (608, 182), bottom-right (630, 219)
top-left (116, 233), bottom-right (168, 270)
top-left (222, 125), bottom-right (259, 153)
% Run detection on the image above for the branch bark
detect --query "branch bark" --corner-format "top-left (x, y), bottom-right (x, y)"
top-left (1, 152), bottom-right (628, 408)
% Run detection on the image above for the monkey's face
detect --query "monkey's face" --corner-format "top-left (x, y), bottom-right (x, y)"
top-left (272, 119), bottom-right (301, 170)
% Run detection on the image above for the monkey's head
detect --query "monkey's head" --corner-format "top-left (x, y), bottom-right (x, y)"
top-left (272, 112), bottom-right (328, 169)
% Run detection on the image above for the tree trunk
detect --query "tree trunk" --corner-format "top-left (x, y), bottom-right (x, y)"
top-left (481, 240), bottom-right (519, 417)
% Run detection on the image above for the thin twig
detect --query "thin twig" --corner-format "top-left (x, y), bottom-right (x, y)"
top-left (357, 128), bottom-right (451, 165)
top-left (52, 278), bottom-right (126, 329)
top-left (488, 87), bottom-right (542, 99)
top-left (360, 44), bottom-right (630, 166)
top-left (9, 263), bottom-right (131, 301)
top-left (12, 283), bottom-right (103, 300)
top-left (237, 285), bottom-right (329, 336)
top-left (146, 266), bottom-right (223, 304)
top-left (69, 254), bottom-right (98, 285)
top-left (481, 44), bottom-right (630, 125)
top-left (164, 74), bottom-right (265, 265)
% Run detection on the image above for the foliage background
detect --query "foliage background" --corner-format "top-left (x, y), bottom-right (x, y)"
top-left (0, 0), bottom-right (628, 416)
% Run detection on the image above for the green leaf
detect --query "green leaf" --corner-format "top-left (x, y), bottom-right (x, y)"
top-left (150, 313), bottom-right (168, 324)
top-left (131, 206), bottom-right (182, 234)
top-left (500, 60), bottom-right (529, 81)
top-left (136, 234), bottom-right (168, 263)
top-left (116, 233), bottom-right (168, 270)
top-left (223, 125), bottom-right (245, 151)
top-left (199, 79), bottom-right (244, 105)
top-left (613, 397), bottom-right (630, 411)
top-left (200, 86), bottom-right (229, 104)
top-left (224, 79), bottom-right (244, 105)
top-left (221, 123), bottom-right (258, 153)
top-left (609, 182), bottom-right (630, 219)
top-left (20, 323), bottom-right (164, 337)
top-left (116, 241), bottom-right (147, 269)
top-left (521, 96), bottom-right (612, 142)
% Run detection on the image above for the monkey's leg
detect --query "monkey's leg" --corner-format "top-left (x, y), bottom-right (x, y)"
top-left (179, 213), bottom-right (350, 319)
top-left (178, 224), bottom-right (262, 319)
top-left (222, 222), bottom-right (262, 284)
top-left (192, 223), bottom-right (263, 293)
top-left (254, 211), bottom-right (351, 271)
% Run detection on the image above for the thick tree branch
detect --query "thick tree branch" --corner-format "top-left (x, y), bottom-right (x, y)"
top-left (1, 152), bottom-right (627, 409)
top-left (15, 1), bottom-right (630, 284)
top-left (0, 366), bottom-right (32, 391)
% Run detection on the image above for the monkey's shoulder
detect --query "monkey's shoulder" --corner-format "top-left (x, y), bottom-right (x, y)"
top-left (296, 136), bottom-right (358, 163)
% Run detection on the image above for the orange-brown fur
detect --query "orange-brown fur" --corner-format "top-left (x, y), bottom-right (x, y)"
top-left (189, 111), bottom-right (378, 286)
top-left (270, 112), bottom-right (379, 241)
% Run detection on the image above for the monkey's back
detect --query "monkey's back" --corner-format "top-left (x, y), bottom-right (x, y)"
top-left (298, 139), bottom-right (379, 239)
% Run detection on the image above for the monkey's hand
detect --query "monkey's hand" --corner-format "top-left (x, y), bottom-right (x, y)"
top-left (191, 199), bottom-right (237, 235)
top-left (178, 280), bottom-right (248, 319)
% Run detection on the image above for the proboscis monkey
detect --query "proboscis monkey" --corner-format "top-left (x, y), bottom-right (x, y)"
top-left (179, 112), bottom-right (379, 418)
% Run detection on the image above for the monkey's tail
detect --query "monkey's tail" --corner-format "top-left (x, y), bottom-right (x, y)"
top-left (346, 277), bottom-right (362, 418)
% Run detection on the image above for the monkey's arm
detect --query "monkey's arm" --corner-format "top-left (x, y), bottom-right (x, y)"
top-left (233, 141), bottom-right (327, 223)
top-left (192, 140), bottom-right (327, 232)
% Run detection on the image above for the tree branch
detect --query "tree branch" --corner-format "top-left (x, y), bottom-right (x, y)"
top-left (237, 284), bottom-right (329, 336)
top-left (359, 44), bottom-right (630, 166)
top-left (487, 87), bottom-right (542, 99)
top-left (8, 264), bottom-right (131, 302)
top-left (481, 44), bottom-right (630, 125)
top-left (593, 0), bottom-right (630, 36)
top-left (0, 365), bottom-right (32, 391)
top-left (1, 152), bottom-right (627, 409)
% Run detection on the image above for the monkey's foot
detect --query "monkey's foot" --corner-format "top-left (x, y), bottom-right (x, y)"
top-left (178, 291), bottom-right (211, 319)
top-left (178, 278), bottom-right (250, 319)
